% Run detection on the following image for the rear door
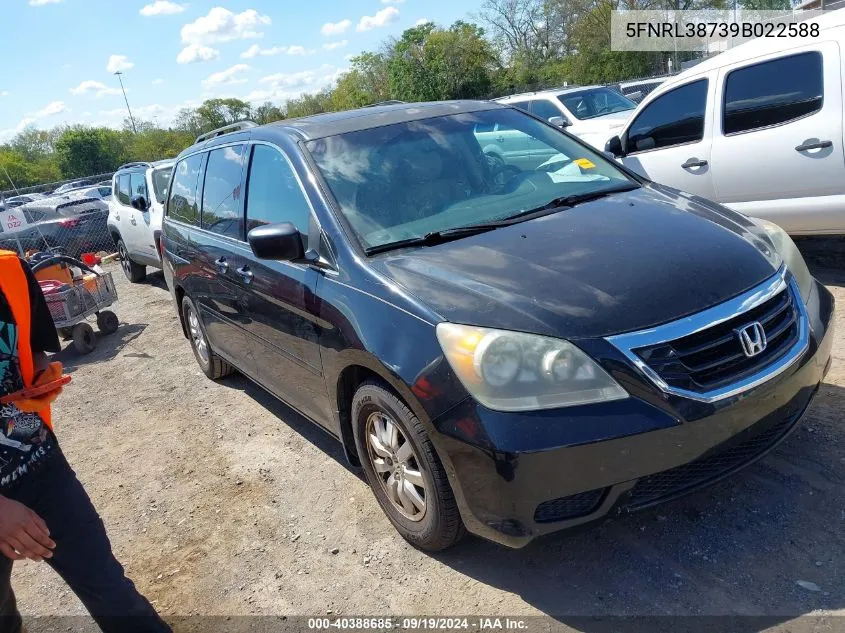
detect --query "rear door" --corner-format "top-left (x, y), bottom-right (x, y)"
top-left (710, 44), bottom-right (844, 233)
top-left (237, 142), bottom-right (331, 426)
top-left (620, 76), bottom-right (717, 200)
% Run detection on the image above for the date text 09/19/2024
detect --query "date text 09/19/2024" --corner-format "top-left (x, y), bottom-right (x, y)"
top-left (307, 618), bottom-right (529, 630)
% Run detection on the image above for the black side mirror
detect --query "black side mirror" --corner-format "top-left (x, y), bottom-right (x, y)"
top-left (548, 116), bottom-right (571, 128)
top-left (131, 194), bottom-right (149, 212)
top-left (247, 222), bottom-right (304, 261)
top-left (605, 135), bottom-right (624, 158)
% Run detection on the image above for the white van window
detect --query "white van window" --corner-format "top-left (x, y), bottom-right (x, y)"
top-left (626, 79), bottom-right (708, 153)
top-left (723, 51), bottom-right (823, 135)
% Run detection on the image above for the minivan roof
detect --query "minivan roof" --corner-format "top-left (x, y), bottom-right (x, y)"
top-left (178, 100), bottom-right (503, 158)
top-left (660, 10), bottom-right (845, 90)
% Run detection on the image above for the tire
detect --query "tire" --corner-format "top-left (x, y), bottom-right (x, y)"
top-left (96, 310), bottom-right (119, 335)
top-left (352, 381), bottom-right (465, 551)
top-left (181, 295), bottom-right (233, 380)
top-left (71, 323), bottom-right (96, 354)
top-left (117, 239), bottom-right (146, 283)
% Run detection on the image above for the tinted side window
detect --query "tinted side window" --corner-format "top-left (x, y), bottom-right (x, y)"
top-left (130, 172), bottom-right (147, 202)
top-left (723, 52), bottom-right (823, 135)
top-left (245, 145), bottom-right (311, 238)
top-left (530, 100), bottom-right (562, 121)
top-left (627, 79), bottom-right (708, 152)
top-left (201, 145), bottom-right (245, 240)
top-left (168, 153), bottom-right (204, 226)
top-left (117, 174), bottom-right (131, 206)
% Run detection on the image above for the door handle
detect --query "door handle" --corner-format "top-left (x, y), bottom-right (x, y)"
top-left (681, 158), bottom-right (708, 169)
top-left (130, 216), bottom-right (137, 225)
top-left (214, 257), bottom-right (228, 273)
top-left (795, 140), bottom-right (832, 152)
top-left (236, 265), bottom-right (254, 284)
top-left (496, 135), bottom-right (505, 142)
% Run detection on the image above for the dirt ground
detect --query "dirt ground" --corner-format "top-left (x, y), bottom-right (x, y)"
top-left (9, 238), bottom-right (845, 630)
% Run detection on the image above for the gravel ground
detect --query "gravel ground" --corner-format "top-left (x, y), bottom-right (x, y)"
top-left (9, 239), bottom-right (845, 631)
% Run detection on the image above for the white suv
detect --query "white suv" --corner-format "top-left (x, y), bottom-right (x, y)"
top-left (495, 86), bottom-right (637, 149)
top-left (108, 160), bottom-right (174, 282)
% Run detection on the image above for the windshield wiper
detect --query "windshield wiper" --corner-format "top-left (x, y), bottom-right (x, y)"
top-left (503, 182), bottom-right (641, 222)
top-left (365, 223), bottom-right (500, 255)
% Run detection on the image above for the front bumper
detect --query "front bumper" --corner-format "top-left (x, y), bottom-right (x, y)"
top-left (430, 277), bottom-right (835, 548)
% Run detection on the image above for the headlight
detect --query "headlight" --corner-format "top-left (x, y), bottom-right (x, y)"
top-left (436, 323), bottom-right (628, 412)
top-left (751, 219), bottom-right (812, 303)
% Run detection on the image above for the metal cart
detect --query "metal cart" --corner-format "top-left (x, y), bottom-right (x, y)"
top-left (32, 256), bottom-right (120, 354)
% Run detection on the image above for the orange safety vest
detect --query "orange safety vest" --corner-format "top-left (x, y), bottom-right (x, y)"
top-left (0, 249), bottom-right (52, 430)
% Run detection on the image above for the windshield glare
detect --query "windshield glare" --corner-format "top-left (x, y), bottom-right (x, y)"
top-left (152, 166), bottom-right (173, 204)
top-left (559, 88), bottom-right (637, 120)
top-left (307, 108), bottom-right (634, 251)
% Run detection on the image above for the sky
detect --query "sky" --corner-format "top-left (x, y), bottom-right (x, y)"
top-left (0, 0), bottom-right (480, 141)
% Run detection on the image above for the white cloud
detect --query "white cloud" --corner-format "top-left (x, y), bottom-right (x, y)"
top-left (260, 70), bottom-right (318, 89)
top-left (241, 44), bottom-right (314, 58)
top-left (34, 101), bottom-right (67, 118)
top-left (202, 64), bottom-right (251, 90)
top-left (181, 7), bottom-right (271, 45)
top-left (176, 43), bottom-right (220, 64)
top-left (415, 18), bottom-right (432, 26)
top-left (152, 78), bottom-right (165, 85)
top-left (0, 91), bottom-right (7, 97)
top-left (140, 1), bottom-right (186, 16)
top-left (106, 54), bottom-right (134, 74)
top-left (344, 53), bottom-right (354, 62)
top-left (357, 7), bottom-right (399, 32)
top-left (321, 19), bottom-right (351, 36)
top-left (69, 80), bottom-right (122, 98)
top-left (323, 40), bottom-right (348, 51)
top-left (28, 0), bottom-right (62, 5)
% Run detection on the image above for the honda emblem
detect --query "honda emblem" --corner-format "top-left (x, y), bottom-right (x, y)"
top-left (737, 322), bottom-right (767, 358)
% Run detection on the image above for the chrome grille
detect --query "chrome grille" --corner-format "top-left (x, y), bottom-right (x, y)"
top-left (607, 269), bottom-right (809, 403)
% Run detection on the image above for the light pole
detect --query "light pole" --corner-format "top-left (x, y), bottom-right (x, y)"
top-left (114, 71), bottom-right (137, 133)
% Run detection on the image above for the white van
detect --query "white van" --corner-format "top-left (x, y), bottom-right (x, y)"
top-left (605, 11), bottom-right (845, 235)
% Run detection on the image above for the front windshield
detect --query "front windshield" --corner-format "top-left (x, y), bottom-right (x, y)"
top-left (306, 108), bottom-right (634, 251)
top-left (152, 166), bottom-right (173, 204)
top-left (559, 88), bottom-right (637, 120)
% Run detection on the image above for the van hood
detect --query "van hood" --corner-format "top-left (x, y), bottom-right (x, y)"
top-left (369, 186), bottom-right (777, 340)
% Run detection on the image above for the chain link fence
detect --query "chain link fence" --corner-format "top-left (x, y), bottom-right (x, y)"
top-left (1, 171), bottom-right (115, 199)
top-left (0, 197), bottom-right (115, 259)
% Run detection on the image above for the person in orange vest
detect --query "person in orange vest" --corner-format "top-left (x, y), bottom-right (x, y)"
top-left (0, 251), bottom-right (171, 633)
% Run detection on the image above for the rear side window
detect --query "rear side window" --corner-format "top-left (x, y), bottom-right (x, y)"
top-left (201, 145), bottom-right (246, 240)
top-left (627, 79), bottom-right (708, 152)
top-left (168, 153), bottom-right (204, 226)
top-left (117, 175), bottom-right (131, 206)
top-left (723, 52), bottom-right (823, 135)
top-left (245, 144), bottom-right (311, 237)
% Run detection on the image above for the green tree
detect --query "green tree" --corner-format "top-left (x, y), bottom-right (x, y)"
top-left (54, 127), bottom-right (125, 178)
top-left (253, 102), bottom-right (285, 125)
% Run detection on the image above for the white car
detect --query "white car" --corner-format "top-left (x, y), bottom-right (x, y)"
top-left (69, 185), bottom-right (113, 201)
top-left (605, 11), bottom-right (845, 235)
top-left (108, 160), bottom-right (174, 282)
top-left (494, 86), bottom-right (637, 149)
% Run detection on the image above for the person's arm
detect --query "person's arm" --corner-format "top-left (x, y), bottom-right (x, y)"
top-left (21, 258), bottom-right (61, 360)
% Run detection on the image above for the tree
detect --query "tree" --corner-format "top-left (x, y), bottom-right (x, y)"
top-left (174, 98), bottom-right (253, 136)
top-left (54, 127), bottom-right (125, 178)
top-left (253, 102), bottom-right (285, 125)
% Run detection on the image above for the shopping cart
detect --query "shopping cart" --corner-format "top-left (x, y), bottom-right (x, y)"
top-left (31, 255), bottom-right (120, 354)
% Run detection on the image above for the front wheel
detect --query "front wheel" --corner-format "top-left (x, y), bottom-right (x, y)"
top-left (117, 239), bottom-right (146, 283)
top-left (352, 381), bottom-right (465, 551)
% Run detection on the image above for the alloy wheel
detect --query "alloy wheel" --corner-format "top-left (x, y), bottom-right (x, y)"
top-left (119, 242), bottom-right (131, 278)
top-left (365, 411), bottom-right (427, 521)
top-left (186, 306), bottom-right (209, 365)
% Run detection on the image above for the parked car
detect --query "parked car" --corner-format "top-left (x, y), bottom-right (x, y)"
top-left (0, 198), bottom-right (109, 257)
top-left (53, 179), bottom-right (94, 195)
top-left (4, 194), bottom-right (45, 208)
top-left (161, 103), bottom-right (833, 551)
top-left (605, 12), bottom-right (845, 235)
top-left (70, 185), bottom-right (113, 201)
top-left (495, 86), bottom-right (637, 148)
top-left (108, 159), bottom-right (174, 282)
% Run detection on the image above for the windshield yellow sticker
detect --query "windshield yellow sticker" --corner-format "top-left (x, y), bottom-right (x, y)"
top-left (574, 158), bottom-right (596, 169)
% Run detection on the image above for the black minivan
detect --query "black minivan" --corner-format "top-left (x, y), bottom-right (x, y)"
top-left (161, 101), bottom-right (834, 550)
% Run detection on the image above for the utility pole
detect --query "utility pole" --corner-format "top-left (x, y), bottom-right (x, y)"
top-left (114, 71), bottom-right (137, 134)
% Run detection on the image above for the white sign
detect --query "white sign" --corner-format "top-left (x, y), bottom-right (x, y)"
top-left (0, 209), bottom-right (29, 235)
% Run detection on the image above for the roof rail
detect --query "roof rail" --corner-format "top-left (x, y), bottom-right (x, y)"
top-left (116, 161), bottom-right (152, 172)
top-left (363, 100), bottom-right (406, 108)
top-left (195, 120), bottom-right (258, 144)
